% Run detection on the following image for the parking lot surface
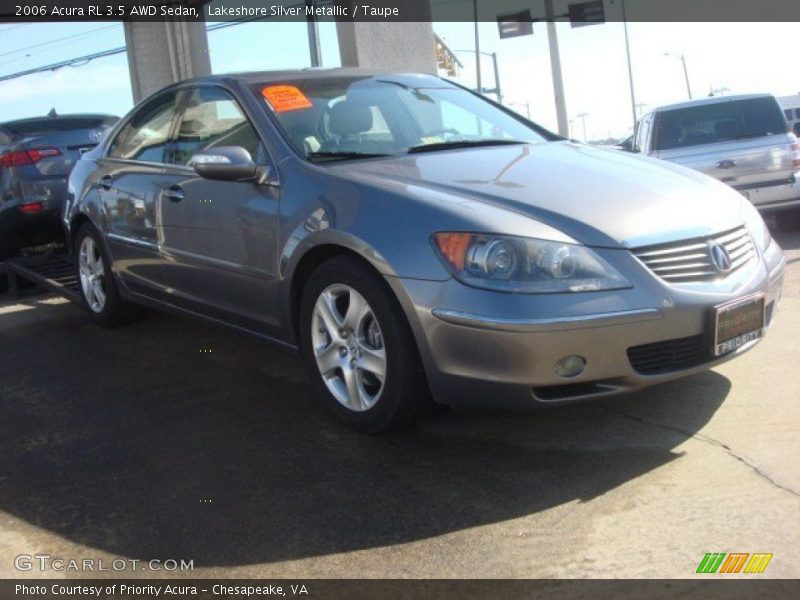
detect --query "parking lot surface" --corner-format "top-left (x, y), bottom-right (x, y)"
top-left (1, 230), bottom-right (798, 579)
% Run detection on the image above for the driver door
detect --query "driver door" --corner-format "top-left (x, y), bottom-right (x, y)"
top-left (157, 85), bottom-right (281, 330)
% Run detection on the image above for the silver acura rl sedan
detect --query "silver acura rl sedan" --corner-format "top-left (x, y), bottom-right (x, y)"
top-left (65, 70), bottom-right (786, 431)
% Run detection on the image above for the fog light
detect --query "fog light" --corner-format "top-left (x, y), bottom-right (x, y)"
top-left (554, 355), bottom-right (586, 378)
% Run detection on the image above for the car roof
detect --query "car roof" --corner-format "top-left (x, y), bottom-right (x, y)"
top-left (1, 113), bottom-right (117, 126)
top-left (653, 93), bottom-right (776, 113)
top-left (162, 68), bottom-right (447, 91)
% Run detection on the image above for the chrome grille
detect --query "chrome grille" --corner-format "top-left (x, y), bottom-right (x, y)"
top-left (632, 226), bottom-right (755, 283)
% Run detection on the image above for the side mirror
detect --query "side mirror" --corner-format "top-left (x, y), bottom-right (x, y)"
top-left (618, 136), bottom-right (635, 152)
top-left (190, 146), bottom-right (272, 183)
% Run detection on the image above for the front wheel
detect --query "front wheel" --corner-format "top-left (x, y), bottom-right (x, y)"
top-left (299, 255), bottom-right (431, 432)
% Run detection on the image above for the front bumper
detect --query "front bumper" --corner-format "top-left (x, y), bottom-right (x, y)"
top-left (388, 239), bottom-right (785, 409)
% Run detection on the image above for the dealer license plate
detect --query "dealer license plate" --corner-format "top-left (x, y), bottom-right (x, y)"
top-left (713, 293), bottom-right (765, 356)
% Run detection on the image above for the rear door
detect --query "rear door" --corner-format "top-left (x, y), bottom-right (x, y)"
top-left (653, 97), bottom-right (794, 204)
top-left (156, 85), bottom-right (281, 329)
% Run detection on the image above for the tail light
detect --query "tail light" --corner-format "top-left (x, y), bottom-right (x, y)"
top-left (0, 147), bottom-right (62, 168)
top-left (20, 202), bottom-right (45, 214)
top-left (788, 133), bottom-right (800, 171)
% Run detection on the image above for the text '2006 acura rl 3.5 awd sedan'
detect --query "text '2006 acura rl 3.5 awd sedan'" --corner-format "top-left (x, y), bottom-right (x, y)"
top-left (65, 70), bottom-right (786, 431)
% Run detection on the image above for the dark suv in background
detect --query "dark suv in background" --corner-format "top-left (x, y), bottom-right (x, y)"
top-left (0, 112), bottom-right (118, 259)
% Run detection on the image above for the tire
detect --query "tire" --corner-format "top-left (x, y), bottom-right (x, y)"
top-left (299, 255), bottom-right (431, 432)
top-left (74, 222), bottom-right (140, 326)
top-left (774, 208), bottom-right (799, 232)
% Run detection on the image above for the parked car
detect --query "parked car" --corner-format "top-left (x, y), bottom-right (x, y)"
top-left (0, 112), bottom-right (118, 259)
top-left (65, 70), bottom-right (785, 431)
top-left (628, 94), bottom-right (800, 230)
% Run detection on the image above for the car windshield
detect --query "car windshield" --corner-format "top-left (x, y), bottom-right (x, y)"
top-left (250, 76), bottom-right (550, 161)
top-left (653, 97), bottom-right (787, 151)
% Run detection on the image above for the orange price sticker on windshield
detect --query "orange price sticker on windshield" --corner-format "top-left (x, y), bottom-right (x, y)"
top-left (261, 85), bottom-right (313, 113)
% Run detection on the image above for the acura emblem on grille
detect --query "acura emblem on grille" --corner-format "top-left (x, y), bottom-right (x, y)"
top-left (708, 241), bottom-right (732, 273)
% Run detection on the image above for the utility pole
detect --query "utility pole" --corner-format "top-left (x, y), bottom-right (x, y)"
top-left (305, 0), bottom-right (322, 67)
top-left (473, 0), bottom-right (482, 94)
top-left (491, 51), bottom-right (502, 104)
top-left (577, 112), bottom-right (589, 141)
top-left (680, 55), bottom-right (692, 99)
top-left (620, 0), bottom-right (637, 132)
top-left (665, 52), bottom-right (692, 99)
top-left (544, 0), bottom-right (569, 137)
top-left (453, 48), bottom-right (502, 103)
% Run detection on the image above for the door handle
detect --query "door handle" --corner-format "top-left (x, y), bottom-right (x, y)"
top-left (99, 175), bottom-right (113, 190)
top-left (716, 159), bottom-right (737, 169)
top-left (162, 185), bottom-right (185, 203)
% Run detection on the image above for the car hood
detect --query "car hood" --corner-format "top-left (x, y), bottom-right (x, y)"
top-left (328, 141), bottom-right (747, 248)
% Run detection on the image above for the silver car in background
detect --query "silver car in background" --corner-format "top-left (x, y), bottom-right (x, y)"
top-left (65, 71), bottom-right (786, 432)
top-left (630, 94), bottom-right (800, 230)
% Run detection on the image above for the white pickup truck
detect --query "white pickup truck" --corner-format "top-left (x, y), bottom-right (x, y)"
top-left (629, 94), bottom-right (800, 230)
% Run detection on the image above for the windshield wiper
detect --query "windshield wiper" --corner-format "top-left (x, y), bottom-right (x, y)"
top-left (407, 139), bottom-right (527, 154)
top-left (307, 151), bottom-right (391, 162)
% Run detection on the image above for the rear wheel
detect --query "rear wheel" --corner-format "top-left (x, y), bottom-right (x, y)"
top-left (75, 223), bottom-right (140, 326)
top-left (299, 255), bottom-right (431, 432)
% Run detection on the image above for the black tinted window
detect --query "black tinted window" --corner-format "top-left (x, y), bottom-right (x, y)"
top-left (654, 97), bottom-right (787, 151)
top-left (171, 87), bottom-right (264, 166)
top-left (108, 93), bottom-right (180, 163)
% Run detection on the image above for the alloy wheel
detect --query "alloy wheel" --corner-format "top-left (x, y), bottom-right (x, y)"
top-left (311, 284), bottom-right (387, 412)
top-left (78, 236), bottom-right (106, 313)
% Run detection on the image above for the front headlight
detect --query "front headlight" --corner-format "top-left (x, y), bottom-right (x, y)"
top-left (432, 232), bottom-right (632, 293)
top-left (741, 199), bottom-right (772, 252)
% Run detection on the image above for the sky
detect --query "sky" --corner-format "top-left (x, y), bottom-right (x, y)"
top-left (1, 16), bottom-right (799, 141)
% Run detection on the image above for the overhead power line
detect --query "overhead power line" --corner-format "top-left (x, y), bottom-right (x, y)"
top-left (0, 20), bottom-right (252, 85)
top-left (0, 46), bottom-right (127, 83)
top-left (0, 24), bottom-right (120, 59)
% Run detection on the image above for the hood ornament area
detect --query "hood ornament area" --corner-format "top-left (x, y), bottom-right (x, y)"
top-left (708, 241), bottom-right (732, 273)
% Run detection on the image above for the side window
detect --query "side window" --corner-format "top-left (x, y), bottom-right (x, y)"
top-left (171, 87), bottom-right (265, 166)
top-left (108, 92), bottom-right (179, 163)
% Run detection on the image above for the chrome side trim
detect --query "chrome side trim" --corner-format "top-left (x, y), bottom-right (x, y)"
top-left (162, 245), bottom-right (274, 280)
top-left (431, 307), bottom-right (663, 333)
top-left (106, 233), bottom-right (159, 251)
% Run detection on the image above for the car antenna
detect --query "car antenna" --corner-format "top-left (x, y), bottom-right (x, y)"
top-left (47, 108), bottom-right (57, 118)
